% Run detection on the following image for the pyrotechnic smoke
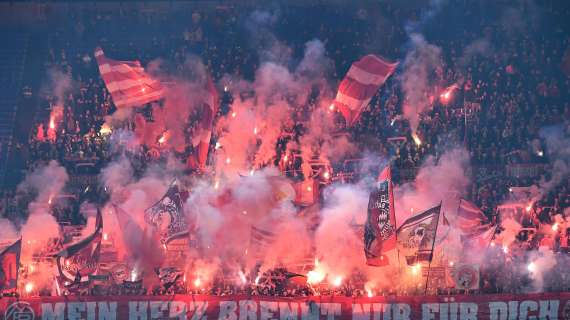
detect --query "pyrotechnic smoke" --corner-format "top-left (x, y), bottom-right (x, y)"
top-left (400, 34), bottom-right (443, 133)
top-left (395, 148), bottom-right (470, 223)
top-left (18, 160), bottom-right (68, 252)
top-left (12, 161), bottom-right (69, 292)
top-left (44, 67), bottom-right (73, 108)
top-left (536, 125), bottom-right (570, 201)
top-left (526, 247), bottom-right (557, 293)
top-left (457, 37), bottom-right (493, 69)
top-left (314, 184), bottom-right (371, 280)
top-left (0, 218), bottom-right (18, 241)
top-left (43, 67), bottom-right (73, 137)
top-left (215, 37), bottom-right (336, 178)
top-left (131, 56), bottom-right (214, 153)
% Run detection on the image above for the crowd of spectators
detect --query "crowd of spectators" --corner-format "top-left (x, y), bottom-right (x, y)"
top-left (1, 1), bottom-right (570, 296)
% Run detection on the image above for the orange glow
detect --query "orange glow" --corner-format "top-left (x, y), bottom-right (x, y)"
top-left (25, 282), bottom-right (34, 294)
top-left (100, 123), bottom-right (112, 135)
top-left (307, 270), bottom-right (325, 285)
top-left (439, 84), bottom-right (458, 104)
top-left (158, 131), bottom-right (170, 144)
top-left (332, 276), bottom-right (343, 287)
top-left (238, 271), bottom-right (247, 285)
top-left (412, 133), bottom-right (422, 146)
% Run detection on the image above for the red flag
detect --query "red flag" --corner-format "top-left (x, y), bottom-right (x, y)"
top-left (190, 74), bottom-right (219, 169)
top-left (364, 166), bottom-right (397, 266)
top-left (0, 239), bottom-right (21, 293)
top-left (333, 55), bottom-right (398, 126)
top-left (95, 47), bottom-right (164, 108)
top-left (460, 224), bottom-right (496, 252)
top-left (293, 179), bottom-right (319, 206)
top-left (456, 199), bottom-right (487, 232)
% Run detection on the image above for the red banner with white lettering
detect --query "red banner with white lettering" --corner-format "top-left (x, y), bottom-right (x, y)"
top-left (0, 293), bottom-right (569, 320)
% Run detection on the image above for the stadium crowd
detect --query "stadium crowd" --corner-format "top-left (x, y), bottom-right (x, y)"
top-left (1, 1), bottom-right (570, 296)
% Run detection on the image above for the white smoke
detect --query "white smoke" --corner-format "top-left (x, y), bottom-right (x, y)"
top-left (400, 34), bottom-right (443, 133)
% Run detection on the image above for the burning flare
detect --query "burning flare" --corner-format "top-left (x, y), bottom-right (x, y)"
top-left (412, 133), bottom-right (422, 146)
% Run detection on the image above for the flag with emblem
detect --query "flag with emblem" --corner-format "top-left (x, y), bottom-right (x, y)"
top-left (397, 204), bottom-right (441, 265)
top-left (54, 210), bottom-right (103, 282)
top-left (0, 239), bottom-right (21, 293)
top-left (450, 264), bottom-right (480, 290)
top-left (95, 47), bottom-right (165, 108)
top-left (364, 166), bottom-right (397, 266)
top-left (144, 179), bottom-right (189, 243)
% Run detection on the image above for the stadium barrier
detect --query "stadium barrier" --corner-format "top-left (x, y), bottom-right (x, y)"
top-left (1, 292), bottom-right (569, 320)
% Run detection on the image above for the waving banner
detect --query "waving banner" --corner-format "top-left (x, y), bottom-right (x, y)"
top-left (95, 47), bottom-right (165, 108)
top-left (333, 54), bottom-right (398, 126)
top-left (54, 210), bottom-right (102, 282)
top-left (364, 166), bottom-right (396, 266)
top-left (0, 293), bottom-right (568, 320)
top-left (397, 204), bottom-right (441, 265)
top-left (144, 179), bottom-right (189, 244)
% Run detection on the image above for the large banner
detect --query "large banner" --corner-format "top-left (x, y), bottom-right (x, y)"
top-left (1, 293), bottom-right (569, 320)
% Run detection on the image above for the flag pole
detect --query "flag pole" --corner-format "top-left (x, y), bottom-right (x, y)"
top-left (424, 201), bottom-right (442, 296)
top-left (388, 165), bottom-right (402, 285)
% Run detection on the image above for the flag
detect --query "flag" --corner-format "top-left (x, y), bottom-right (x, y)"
top-left (293, 178), bottom-right (319, 206)
top-left (397, 204), bottom-right (441, 265)
top-left (144, 179), bottom-right (188, 243)
top-left (455, 199), bottom-right (488, 232)
top-left (95, 47), bottom-right (164, 108)
top-left (460, 224), bottom-right (496, 251)
top-left (0, 239), bottom-right (21, 293)
top-left (333, 54), bottom-right (398, 126)
top-left (190, 74), bottom-right (219, 169)
top-left (450, 264), bottom-right (480, 290)
top-left (364, 166), bottom-right (397, 266)
top-left (55, 210), bottom-right (103, 282)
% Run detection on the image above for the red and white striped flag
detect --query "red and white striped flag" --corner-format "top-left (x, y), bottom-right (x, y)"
top-left (333, 54), bottom-right (398, 126)
top-left (95, 47), bottom-right (165, 108)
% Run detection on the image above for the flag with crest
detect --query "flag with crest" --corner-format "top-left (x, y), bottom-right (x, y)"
top-left (397, 204), bottom-right (441, 265)
top-left (144, 179), bottom-right (189, 243)
top-left (364, 166), bottom-right (397, 266)
top-left (54, 210), bottom-right (102, 282)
